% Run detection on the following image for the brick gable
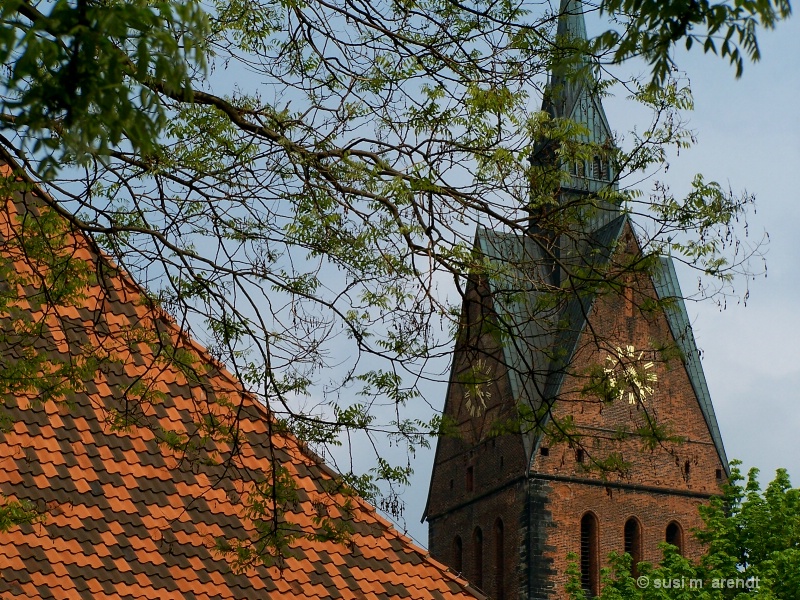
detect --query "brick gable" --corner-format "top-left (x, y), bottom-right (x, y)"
top-left (425, 218), bottom-right (727, 599)
top-left (527, 221), bottom-right (726, 596)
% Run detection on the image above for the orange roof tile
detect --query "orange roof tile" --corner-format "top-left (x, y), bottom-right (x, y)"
top-left (0, 152), bottom-right (482, 599)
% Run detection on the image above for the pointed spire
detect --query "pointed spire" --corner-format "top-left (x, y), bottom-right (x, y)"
top-left (535, 0), bottom-right (619, 230)
top-left (541, 0), bottom-right (615, 172)
top-left (556, 0), bottom-right (588, 44)
top-left (544, 0), bottom-right (591, 121)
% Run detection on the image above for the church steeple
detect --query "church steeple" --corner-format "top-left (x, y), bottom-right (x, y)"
top-left (556, 0), bottom-right (588, 41)
top-left (542, 0), bottom-right (591, 123)
top-left (426, 5), bottom-right (730, 600)
top-left (535, 0), bottom-right (618, 233)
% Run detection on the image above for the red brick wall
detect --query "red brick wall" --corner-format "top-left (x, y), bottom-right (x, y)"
top-left (428, 225), bottom-right (726, 599)
top-left (427, 277), bottom-right (531, 599)
top-left (529, 225), bottom-right (725, 597)
top-left (429, 481), bottom-right (526, 599)
top-left (531, 481), bottom-right (708, 595)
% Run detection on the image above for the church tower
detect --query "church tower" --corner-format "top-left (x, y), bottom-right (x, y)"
top-left (424, 2), bottom-right (729, 599)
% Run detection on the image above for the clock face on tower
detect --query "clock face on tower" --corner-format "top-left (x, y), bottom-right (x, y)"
top-left (463, 358), bottom-right (492, 418)
top-left (603, 345), bottom-right (658, 405)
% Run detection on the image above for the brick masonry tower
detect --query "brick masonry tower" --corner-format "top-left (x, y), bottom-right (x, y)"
top-left (423, 2), bottom-right (729, 599)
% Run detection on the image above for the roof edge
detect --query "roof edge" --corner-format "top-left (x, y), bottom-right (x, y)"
top-left (654, 256), bottom-right (730, 475)
top-left (0, 145), bottom-right (486, 590)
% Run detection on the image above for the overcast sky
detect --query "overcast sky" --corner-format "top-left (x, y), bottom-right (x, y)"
top-left (669, 17), bottom-right (800, 494)
top-left (395, 12), bottom-right (800, 548)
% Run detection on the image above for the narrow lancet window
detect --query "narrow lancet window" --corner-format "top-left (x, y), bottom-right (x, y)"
top-left (624, 517), bottom-right (642, 575)
top-left (453, 535), bottom-right (463, 573)
top-left (473, 527), bottom-right (484, 589)
top-left (494, 519), bottom-right (505, 600)
top-left (666, 522), bottom-right (683, 554)
top-left (580, 512), bottom-right (599, 597)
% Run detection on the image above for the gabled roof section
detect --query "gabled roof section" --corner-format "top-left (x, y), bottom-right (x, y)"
top-left (0, 154), bottom-right (483, 599)
top-left (473, 215), bottom-right (626, 459)
top-left (540, 215), bottom-right (627, 404)
top-left (476, 216), bottom-right (729, 473)
top-left (532, 219), bottom-right (731, 470)
top-left (475, 226), bottom-right (554, 458)
top-left (653, 256), bottom-right (730, 475)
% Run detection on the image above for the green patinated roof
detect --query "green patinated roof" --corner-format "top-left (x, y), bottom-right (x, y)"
top-left (474, 217), bottom-right (729, 473)
top-left (653, 256), bottom-right (730, 475)
top-left (475, 227), bottom-right (556, 459)
top-left (475, 215), bottom-right (627, 460)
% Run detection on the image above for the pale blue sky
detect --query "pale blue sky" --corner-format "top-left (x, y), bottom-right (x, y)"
top-left (670, 17), bottom-right (800, 494)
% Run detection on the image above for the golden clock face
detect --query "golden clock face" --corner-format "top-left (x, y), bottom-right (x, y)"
top-left (603, 345), bottom-right (657, 404)
top-left (464, 358), bottom-right (492, 418)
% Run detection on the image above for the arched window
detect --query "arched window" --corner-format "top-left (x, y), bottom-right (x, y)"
top-left (666, 521), bottom-right (683, 554)
top-left (453, 535), bottom-right (463, 574)
top-left (473, 527), bottom-right (484, 589)
top-left (494, 518), bottom-right (505, 600)
top-left (580, 512), bottom-right (599, 597)
top-left (624, 518), bottom-right (643, 575)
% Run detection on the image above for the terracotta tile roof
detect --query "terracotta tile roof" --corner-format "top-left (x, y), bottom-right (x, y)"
top-left (0, 157), bottom-right (482, 599)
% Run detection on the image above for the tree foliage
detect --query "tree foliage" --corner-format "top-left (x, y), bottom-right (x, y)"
top-left (0, 0), bottom-right (791, 565)
top-left (567, 463), bottom-right (800, 600)
top-left (0, 0), bottom-right (208, 170)
top-left (599, 0), bottom-right (791, 82)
